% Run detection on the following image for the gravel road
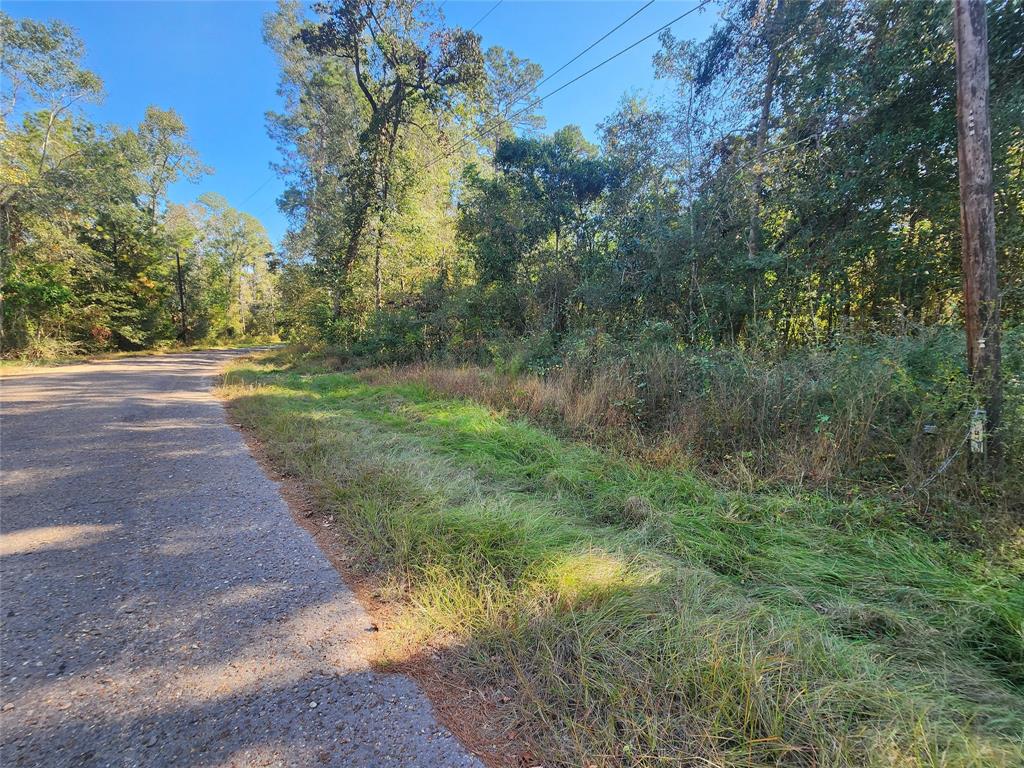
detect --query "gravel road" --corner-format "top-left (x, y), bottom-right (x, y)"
top-left (0, 350), bottom-right (482, 768)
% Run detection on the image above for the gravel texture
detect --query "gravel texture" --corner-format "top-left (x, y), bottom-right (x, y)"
top-left (0, 350), bottom-right (482, 768)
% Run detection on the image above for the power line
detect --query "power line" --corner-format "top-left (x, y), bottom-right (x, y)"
top-left (249, 1), bottom-right (705, 210)
top-left (448, 0), bottom-right (656, 159)
top-left (426, 0), bottom-right (712, 171)
top-left (469, 0), bottom-right (503, 31)
top-left (532, 0), bottom-right (656, 94)
top-left (434, 1), bottom-right (656, 160)
top-left (240, 175), bottom-right (276, 206)
top-left (470, 0), bottom-right (657, 152)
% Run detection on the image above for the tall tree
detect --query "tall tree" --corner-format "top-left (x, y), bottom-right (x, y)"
top-left (1, 13), bottom-right (103, 246)
top-left (0, 14), bottom-right (103, 171)
top-left (478, 46), bottom-right (545, 149)
top-left (164, 196), bottom-right (277, 340)
top-left (131, 106), bottom-right (210, 223)
top-left (745, 0), bottom-right (787, 325)
top-left (299, 0), bottom-right (484, 309)
top-left (265, 0), bottom-right (364, 317)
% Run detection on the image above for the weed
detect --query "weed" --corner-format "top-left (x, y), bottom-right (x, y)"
top-left (221, 358), bottom-right (1024, 767)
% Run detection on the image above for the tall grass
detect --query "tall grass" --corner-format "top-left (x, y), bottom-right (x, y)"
top-left (354, 328), bottom-right (1023, 536)
top-left (221, 358), bottom-right (1024, 768)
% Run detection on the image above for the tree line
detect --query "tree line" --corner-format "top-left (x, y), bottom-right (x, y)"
top-left (0, 13), bottom-right (278, 358)
top-left (6, 1), bottom-right (1018, 365)
top-left (267, 0), bottom-right (1021, 353)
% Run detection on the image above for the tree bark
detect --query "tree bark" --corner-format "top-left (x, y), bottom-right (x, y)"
top-left (175, 251), bottom-right (188, 342)
top-left (372, 97), bottom-right (403, 311)
top-left (954, 0), bottom-right (1002, 461)
top-left (746, 0), bottom-right (786, 331)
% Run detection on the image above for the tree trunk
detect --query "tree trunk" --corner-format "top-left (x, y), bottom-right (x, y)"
top-left (330, 287), bottom-right (342, 320)
top-left (954, 0), bottom-right (1002, 462)
top-left (373, 101), bottom-right (403, 311)
top-left (746, 0), bottom-right (786, 330)
top-left (374, 239), bottom-right (383, 310)
top-left (343, 196), bottom-right (372, 284)
top-left (175, 251), bottom-right (188, 342)
top-left (38, 111), bottom-right (57, 172)
top-left (373, 156), bottom-right (386, 311)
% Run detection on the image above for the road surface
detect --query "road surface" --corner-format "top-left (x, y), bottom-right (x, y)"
top-left (0, 351), bottom-right (481, 768)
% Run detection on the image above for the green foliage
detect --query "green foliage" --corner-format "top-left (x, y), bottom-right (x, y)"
top-left (308, 0), bottom-right (1020, 351)
top-left (0, 11), bottom-right (275, 356)
top-left (324, 327), bottom-right (1020, 528)
top-left (269, 0), bottom-right (1021, 504)
top-left (479, 45), bottom-right (545, 141)
top-left (350, 306), bottom-right (426, 363)
top-left (129, 105), bottom-right (211, 220)
top-left (292, 0), bottom-right (484, 308)
top-left (0, 13), bottom-right (103, 121)
top-left (75, 205), bottom-right (172, 348)
top-left (221, 359), bottom-right (1024, 767)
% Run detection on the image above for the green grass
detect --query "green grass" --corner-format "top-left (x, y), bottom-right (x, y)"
top-left (220, 356), bottom-right (1024, 768)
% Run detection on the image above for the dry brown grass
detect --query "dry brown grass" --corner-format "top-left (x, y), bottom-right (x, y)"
top-left (353, 342), bottom-right (1022, 539)
top-left (358, 361), bottom-right (639, 437)
top-left (355, 357), bottom-right (897, 487)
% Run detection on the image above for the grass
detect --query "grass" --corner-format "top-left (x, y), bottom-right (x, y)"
top-left (220, 352), bottom-right (1024, 768)
top-left (343, 326), bottom-right (1024, 538)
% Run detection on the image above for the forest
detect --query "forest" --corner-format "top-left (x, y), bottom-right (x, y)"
top-left (1, 13), bottom-right (279, 358)
top-left (270, 0), bottom-right (1023, 347)
top-left (3, 1), bottom-right (1024, 765)
top-left (256, 0), bottom-right (1022, 510)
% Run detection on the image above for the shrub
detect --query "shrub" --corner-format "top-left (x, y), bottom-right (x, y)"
top-left (358, 326), bottom-right (1023, 530)
top-left (351, 307), bottom-right (427, 364)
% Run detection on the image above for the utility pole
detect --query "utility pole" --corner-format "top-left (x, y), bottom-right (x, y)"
top-left (954, 0), bottom-right (1002, 463)
top-left (175, 251), bottom-right (188, 343)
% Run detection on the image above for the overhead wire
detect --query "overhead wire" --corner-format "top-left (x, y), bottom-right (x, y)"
top-left (469, 0), bottom-right (504, 31)
top-left (463, 0), bottom-right (658, 146)
top-left (424, 0), bottom-right (713, 171)
top-left (239, 175), bottom-right (276, 206)
top-left (242, 1), bottom-right (711, 217)
top-left (530, 0), bottom-right (657, 96)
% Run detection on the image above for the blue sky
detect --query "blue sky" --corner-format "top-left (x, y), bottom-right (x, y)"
top-left (6, 1), bottom-right (719, 245)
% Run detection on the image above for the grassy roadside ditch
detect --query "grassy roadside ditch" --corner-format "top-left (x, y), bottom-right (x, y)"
top-left (219, 354), bottom-right (1024, 768)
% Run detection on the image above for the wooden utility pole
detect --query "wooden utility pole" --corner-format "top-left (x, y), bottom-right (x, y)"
top-left (175, 251), bottom-right (188, 343)
top-left (954, 0), bottom-right (1002, 461)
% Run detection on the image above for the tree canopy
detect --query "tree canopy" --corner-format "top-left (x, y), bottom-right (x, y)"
top-left (264, 0), bottom-right (1021, 354)
top-left (1, 11), bottom-right (277, 356)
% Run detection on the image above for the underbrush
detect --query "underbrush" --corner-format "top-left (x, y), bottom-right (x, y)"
top-left (347, 327), bottom-right (1023, 538)
top-left (3, 333), bottom-right (85, 362)
top-left (221, 357), bottom-right (1024, 768)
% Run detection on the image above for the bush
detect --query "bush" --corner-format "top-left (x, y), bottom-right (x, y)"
top-left (625, 330), bottom-right (1022, 505)
top-left (358, 326), bottom-right (1023, 531)
top-left (350, 307), bottom-right (427, 364)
